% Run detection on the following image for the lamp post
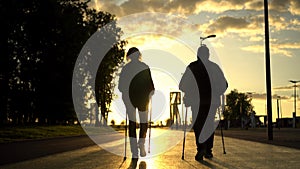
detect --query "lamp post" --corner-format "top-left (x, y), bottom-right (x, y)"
top-left (264, 0), bottom-right (273, 140)
top-left (289, 80), bottom-right (300, 128)
top-left (246, 92), bottom-right (255, 128)
top-left (200, 35), bottom-right (216, 46)
top-left (277, 96), bottom-right (281, 130)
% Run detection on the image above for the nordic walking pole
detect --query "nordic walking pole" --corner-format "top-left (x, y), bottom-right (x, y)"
top-left (118, 113), bottom-right (127, 168)
top-left (181, 106), bottom-right (188, 160)
top-left (148, 98), bottom-right (152, 153)
top-left (124, 112), bottom-right (128, 161)
top-left (218, 94), bottom-right (226, 154)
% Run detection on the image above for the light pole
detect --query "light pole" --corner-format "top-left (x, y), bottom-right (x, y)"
top-left (264, 0), bottom-right (273, 140)
top-left (246, 92), bottom-right (255, 128)
top-left (200, 35), bottom-right (216, 46)
top-left (277, 96), bottom-right (281, 130)
top-left (289, 80), bottom-right (300, 128)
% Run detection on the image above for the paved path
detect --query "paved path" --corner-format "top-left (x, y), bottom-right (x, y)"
top-left (215, 128), bottom-right (300, 149)
top-left (0, 135), bottom-right (95, 165)
top-left (1, 130), bottom-right (300, 169)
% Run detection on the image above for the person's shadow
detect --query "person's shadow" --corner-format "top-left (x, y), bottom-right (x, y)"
top-left (139, 161), bottom-right (147, 169)
top-left (126, 160), bottom-right (146, 169)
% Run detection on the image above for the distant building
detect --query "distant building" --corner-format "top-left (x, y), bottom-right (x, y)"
top-left (276, 117), bottom-right (300, 128)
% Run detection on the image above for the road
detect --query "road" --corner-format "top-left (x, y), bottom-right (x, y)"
top-left (1, 128), bottom-right (300, 168)
top-left (1, 131), bottom-right (300, 169)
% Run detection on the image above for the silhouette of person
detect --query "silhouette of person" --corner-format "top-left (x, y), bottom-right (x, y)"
top-left (179, 45), bottom-right (227, 161)
top-left (118, 47), bottom-right (155, 166)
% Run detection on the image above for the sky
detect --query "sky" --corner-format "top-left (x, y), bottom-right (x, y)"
top-left (89, 0), bottom-right (300, 123)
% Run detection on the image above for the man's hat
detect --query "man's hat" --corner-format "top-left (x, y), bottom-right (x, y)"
top-left (127, 47), bottom-right (141, 59)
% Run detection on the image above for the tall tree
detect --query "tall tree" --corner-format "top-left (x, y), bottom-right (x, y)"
top-left (95, 43), bottom-right (126, 126)
top-left (1, 0), bottom-right (125, 125)
top-left (0, 1), bottom-right (9, 125)
top-left (224, 89), bottom-right (254, 127)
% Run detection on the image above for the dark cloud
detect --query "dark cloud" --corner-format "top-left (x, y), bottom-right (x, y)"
top-left (91, 0), bottom-right (258, 17)
top-left (270, 0), bottom-right (289, 12)
top-left (205, 16), bottom-right (251, 34)
top-left (90, 0), bottom-right (199, 16)
top-left (290, 0), bottom-right (300, 15)
top-left (90, 0), bottom-right (299, 18)
top-left (274, 85), bottom-right (300, 90)
top-left (269, 0), bottom-right (300, 15)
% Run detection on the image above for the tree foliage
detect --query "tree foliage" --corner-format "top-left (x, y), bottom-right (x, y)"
top-left (224, 89), bottom-right (254, 127)
top-left (0, 0), bottom-right (125, 125)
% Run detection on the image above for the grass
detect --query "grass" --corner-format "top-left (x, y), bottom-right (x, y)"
top-left (0, 125), bottom-right (86, 143)
top-left (0, 125), bottom-right (170, 143)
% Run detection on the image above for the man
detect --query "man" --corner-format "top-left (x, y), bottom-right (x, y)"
top-left (179, 45), bottom-right (227, 161)
top-left (118, 47), bottom-right (155, 167)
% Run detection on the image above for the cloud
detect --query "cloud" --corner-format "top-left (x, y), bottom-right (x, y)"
top-left (269, 0), bottom-right (300, 16)
top-left (289, 19), bottom-right (300, 31)
top-left (241, 45), bottom-right (264, 54)
top-left (272, 42), bottom-right (300, 57)
top-left (290, 0), bottom-right (300, 15)
top-left (90, 0), bottom-right (300, 19)
top-left (90, 0), bottom-right (260, 17)
top-left (89, 0), bottom-right (124, 16)
top-left (269, 0), bottom-right (290, 13)
top-left (89, 0), bottom-right (299, 59)
top-left (267, 14), bottom-right (300, 32)
top-left (117, 12), bottom-right (199, 40)
top-left (90, 0), bottom-right (200, 16)
top-left (202, 15), bottom-right (263, 37)
top-left (124, 34), bottom-right (184, 51)
top-left (274, 85), bottom-right (295, 90)
top-left (89, 0), bottom-right (300, 37)
top-left (204, 16), bottom-right (250, 35)
top-left (274, 42), bottom-right (300, 49)
top-left (194, 0), bottom-right (244, 14)
top-left (269, 15), bottom-right (291, 31)
top-left (245, 0), bottom-right (264, 11)
top-left (249, 36), bottom-right (263, 42)
top-left (249, 93), bottom-right (290, 100)
top-left (271, 48), bottom-right (293, 57)
top-left (240, 42), bottom-right (300, 58)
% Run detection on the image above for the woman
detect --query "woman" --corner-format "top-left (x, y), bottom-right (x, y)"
top-left (118, 47), bottom-right (155, 163)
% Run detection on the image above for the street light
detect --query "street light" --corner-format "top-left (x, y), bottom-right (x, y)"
top-left (289, 80), bottom-right (300, 128)
top-left (200, 35), bottom-right (216, 46)
top-left (264, 0), bottom-right (273, 140)
top-left (277, 96), bottom-right (281, 129)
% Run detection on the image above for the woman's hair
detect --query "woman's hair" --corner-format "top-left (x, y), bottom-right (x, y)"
top-left (126, 47), bottom-right (141, 61)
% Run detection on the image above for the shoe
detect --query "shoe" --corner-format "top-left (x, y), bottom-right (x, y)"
top-left (139, 144), bottom-right (146, 157)
top-left (195, 152), bottom-right (204, 162)
top-left (127, 158), bottom-right (138, 169)
top-left (204, 150), bottom-right (213, 159)
top-left (204, 153), bottom-right (213, 159)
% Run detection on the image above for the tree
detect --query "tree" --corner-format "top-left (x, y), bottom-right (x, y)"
top-left (224, 89), bottom-right (254, 128)
top-left (72, 9), bottom-right (126, 126)
top-left (110, 120), bottom-right (115, 126)
top-left (1, 0), bottom-right (125, 125)
top-left (95, 43), bottom-right (126, 126)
